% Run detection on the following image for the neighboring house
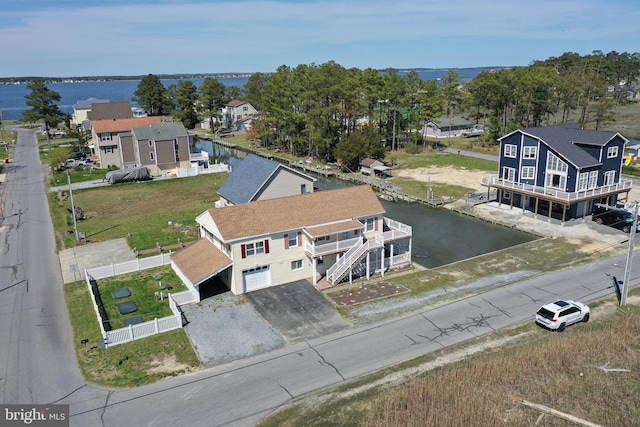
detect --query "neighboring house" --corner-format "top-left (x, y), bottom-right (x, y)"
top-left (87, 102), bottom-right (134, 122)
top-left (70, 98), bottom-right (110, 130)
top-left (222, 100), bottom-right (257, 130)
top-left (216, 154), bottom-right (316, 207)
top-left (129, 122), bottom-right (192, 176)
top-left (421, 116), bottom-right (474, 138)
top-left (481, 123), bottom-right (632, 222)
top-left (626, 140), bottom-right (640, 163)
top-left (91, 117), bottom-right (163, 168)
top-left (171, 185), bottom-right (412, 298)
top-left (360, 158), bottom-right (390, 178)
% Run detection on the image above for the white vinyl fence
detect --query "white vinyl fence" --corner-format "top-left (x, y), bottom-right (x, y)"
top-left (84, 252), bottom-right (198, 347)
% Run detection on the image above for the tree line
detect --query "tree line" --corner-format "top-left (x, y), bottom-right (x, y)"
top-left (23, 50), bottom-right (640, 169)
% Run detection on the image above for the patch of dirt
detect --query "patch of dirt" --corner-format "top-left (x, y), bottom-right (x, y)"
top-left (394, 166), bottom-right (489, 191)
top-left (146, 354), bottom-right (190, 374)
top-left (326, 282), bottom-right (411, 307)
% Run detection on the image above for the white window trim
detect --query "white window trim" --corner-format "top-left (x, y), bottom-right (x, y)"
top-left (287, 234), bottom-right (298, 248)
top-left (523, 146), bottom-right (537, 159)
top-left (291, 260), bottom-right (303, 271)
top-left (607, 146), bottom-right (618, 158)
top-left (504, 144), bottom-right (517, 158)
top-left (577, 172), bottom-right (589, 191)
top-left (521, 166), bottom-right (535, 180)
top-left (603, 170), bottom-right (616, 186)
top-left (588, 171), bottom-right (598, 189)
top-left (503, 167), bottom-right (516, 182)
top-left (364, 217), bottom-right (375, 232)
top-left (246, 241), bottom-right (265, 257)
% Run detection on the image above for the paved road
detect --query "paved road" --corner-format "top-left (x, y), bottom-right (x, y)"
top-left (2, 128), bottom-right (638, 426)
top-left (0, 128), bottom-right (87, 405)
top-left (69, 250), bottom-right (637, 427)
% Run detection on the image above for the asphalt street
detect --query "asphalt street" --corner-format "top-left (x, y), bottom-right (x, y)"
top-left (1, 128), bottom-right (638, 427)
top-left (0, 128), bottom-right (87, 405)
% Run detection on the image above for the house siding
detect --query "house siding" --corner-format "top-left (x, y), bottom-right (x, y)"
top-left (255, 169), bottom-right (315, 200)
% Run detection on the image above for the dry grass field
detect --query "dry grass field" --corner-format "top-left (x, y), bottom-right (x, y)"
top-left (259, 296), bottom-right (640, 427)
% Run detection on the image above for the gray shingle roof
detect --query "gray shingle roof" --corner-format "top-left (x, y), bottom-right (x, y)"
top-left (519, 124), bottom-right (623, 169)
top-left (132, 122), bottom-right (188, 140)
top-left (218, 154), bottom-right (315, 204)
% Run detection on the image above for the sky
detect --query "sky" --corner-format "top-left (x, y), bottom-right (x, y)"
top-left (2, 0), bottom-right (640, 78)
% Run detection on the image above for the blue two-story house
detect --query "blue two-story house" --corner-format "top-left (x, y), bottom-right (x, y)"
top-left (481, 124), bottom-right (632, 222)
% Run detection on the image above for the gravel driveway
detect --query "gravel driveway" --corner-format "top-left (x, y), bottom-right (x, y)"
top-left (182, 293), bottom-right (285, 367)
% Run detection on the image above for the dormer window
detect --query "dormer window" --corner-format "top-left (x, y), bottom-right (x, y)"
top-left (607, 146), bottom-right (618, 158)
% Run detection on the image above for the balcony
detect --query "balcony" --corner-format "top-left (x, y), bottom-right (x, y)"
top-left (481, 176), bottom-right (633, 203)
top-left (305, 217), bottom-right (412, 258)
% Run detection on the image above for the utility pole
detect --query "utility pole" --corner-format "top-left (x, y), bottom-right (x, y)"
top-left (621, 201), bottom-right (638, 306)
top-left (68, 173), bottom-right (80, 243)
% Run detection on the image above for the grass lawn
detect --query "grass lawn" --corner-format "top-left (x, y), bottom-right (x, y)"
top-left (64, 266), bottom-right (200, 387)
top-left (97, 268), bottom-right (188, 330)
top-left (49, 173), bottom-right (228, 251)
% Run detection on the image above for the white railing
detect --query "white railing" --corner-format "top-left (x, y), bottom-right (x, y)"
top-left (86, 252), bottom-right (173, 280)
top-left (384, 252), bottom-right (411, 269)
top-left (326, 238), bottom-right (363, 283)
top-left (384, 217), bottom-right (412, 234)
top-left (176, 163), bottom-right (230, 178)
top-left (305, 236), bottom-right (361, 257)
top-left (84, 253), bottom-right (199, 348)
top-left (170, 289), bottom-right (198, 306)
top-left (327, 236), bottom-right (385, 285)
top-left (481, 176), bottom-right (633, 202)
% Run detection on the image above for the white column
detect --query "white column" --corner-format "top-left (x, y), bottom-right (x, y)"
top-left (312, 258), bottom-right (317, 285)
top-left (366, 251), bottom-right (370, 280)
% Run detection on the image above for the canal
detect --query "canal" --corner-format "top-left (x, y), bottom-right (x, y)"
top-left (193, 139), bottom-right (537, 269)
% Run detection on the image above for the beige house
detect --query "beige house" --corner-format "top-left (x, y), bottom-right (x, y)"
top-left (91, 117), bottom-right (163, 168)
top-left (171, 185), bottom-right (412, 298)
top-left (222, 100), bottom-right (257, 130)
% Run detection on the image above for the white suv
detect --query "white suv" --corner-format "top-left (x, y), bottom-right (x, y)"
top-left (535, 300), bottom-right (590, 332)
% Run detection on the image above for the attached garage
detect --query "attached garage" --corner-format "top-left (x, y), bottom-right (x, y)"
top-left (243, 265), bottom-right (272, 292)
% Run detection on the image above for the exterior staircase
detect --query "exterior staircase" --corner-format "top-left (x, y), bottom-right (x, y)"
top-left (326, 235), bottom-right (384, 286)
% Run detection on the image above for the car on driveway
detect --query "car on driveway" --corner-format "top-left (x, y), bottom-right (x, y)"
top-left (535, 300), bottom-right (590, 332)
top-left (592, 204), bottom-right (638, 233)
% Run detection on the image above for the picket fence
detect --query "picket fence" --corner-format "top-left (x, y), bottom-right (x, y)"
top-left (84, 252), bottom-right (198, 347)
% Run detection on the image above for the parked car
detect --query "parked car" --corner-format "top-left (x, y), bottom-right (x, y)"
top-left (64, 158), bottom-right (86, 168)
top-left (535, 300), bottom-right (590, 332)
top-left (460, 124), bottom-right (485, 138)
top-left (592, 204), bottom-right (638, 233)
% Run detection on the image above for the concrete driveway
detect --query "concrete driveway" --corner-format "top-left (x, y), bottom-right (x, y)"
top-left (245, 280), bottom-right (352, 343)
top-left (182, 280), bottom-right (352, 367)
top-left (58, 238), bottom-right (136, 283)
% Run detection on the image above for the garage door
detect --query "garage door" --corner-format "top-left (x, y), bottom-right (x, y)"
top-left (243, 265), bottom-right (272, 292)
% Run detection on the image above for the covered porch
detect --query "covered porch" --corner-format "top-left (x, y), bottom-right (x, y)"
top-left (305, 217), bottom-right (412, 289)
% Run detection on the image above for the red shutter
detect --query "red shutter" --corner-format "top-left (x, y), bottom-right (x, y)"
top-left (264, 239), bottom-right (270, 254)
top-left (297, 232), bottom-right (302, 246)
top-left (241, 244), bottom-right (246, 258)
top-left (284, 234), bottom-right (289, 249)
